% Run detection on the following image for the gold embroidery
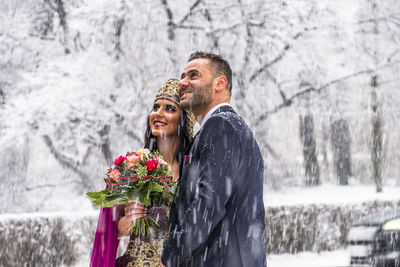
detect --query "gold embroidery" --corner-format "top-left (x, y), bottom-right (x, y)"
top-left (120, 207), bottom-right (170, 267)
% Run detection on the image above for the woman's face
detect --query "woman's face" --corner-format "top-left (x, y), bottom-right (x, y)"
top-left (149, 99), bottom-right (181, 138)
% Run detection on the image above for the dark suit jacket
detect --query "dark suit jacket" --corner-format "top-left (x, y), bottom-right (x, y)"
top-left (161, 105), bottom-right (266, 267)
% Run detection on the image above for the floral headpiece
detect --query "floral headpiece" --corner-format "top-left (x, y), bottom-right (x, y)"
top-left (154, 78), bottom-right (196, 140)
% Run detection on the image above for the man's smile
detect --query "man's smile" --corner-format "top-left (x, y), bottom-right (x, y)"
top-left (180, 88), bottom-right (192, 99)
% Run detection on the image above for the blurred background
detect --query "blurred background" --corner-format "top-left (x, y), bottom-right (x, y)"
top-left (1, 0), bottom-right (400, 266)
top-left (2, 0), bottom-right (400, 213)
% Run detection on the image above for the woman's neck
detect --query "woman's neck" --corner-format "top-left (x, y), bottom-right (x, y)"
top-left (156, 135), bottom-right (180, 179)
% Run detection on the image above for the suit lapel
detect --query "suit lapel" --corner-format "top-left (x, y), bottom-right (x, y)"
top-left (179, 105), bottom-right (236, 177)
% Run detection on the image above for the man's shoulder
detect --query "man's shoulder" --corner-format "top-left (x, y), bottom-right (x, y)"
top-left (207, 105), bottom-right (238, 123)
top-left (206, 106), bottom-right (250, 132)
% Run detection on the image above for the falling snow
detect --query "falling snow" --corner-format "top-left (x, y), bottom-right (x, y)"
top-left (1, 0), bottom-right (400, 266)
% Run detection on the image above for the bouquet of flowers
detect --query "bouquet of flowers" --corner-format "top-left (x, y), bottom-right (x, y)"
top-left (86, 149), bottom-right (176, 235)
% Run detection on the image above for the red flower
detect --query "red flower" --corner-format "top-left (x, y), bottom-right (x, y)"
top-left (113, 155), bottom-right (126, 166)
top-left (146, 160), bottom-right (158, 173)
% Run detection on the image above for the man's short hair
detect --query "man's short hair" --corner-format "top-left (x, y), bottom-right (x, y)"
top-left (188, 51), bottom-right (232, 94)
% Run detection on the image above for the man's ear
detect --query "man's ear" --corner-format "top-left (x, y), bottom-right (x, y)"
top-left (214, 75), bottom-right (227, 92)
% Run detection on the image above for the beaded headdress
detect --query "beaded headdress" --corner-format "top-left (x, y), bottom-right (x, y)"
top-left (154, 78), bottom-right (196, 140)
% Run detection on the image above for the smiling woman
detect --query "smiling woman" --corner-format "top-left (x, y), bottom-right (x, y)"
top-left (89, 78), bottom-right (196, 267)
top-left (111, 78), bottom-right (196, 267)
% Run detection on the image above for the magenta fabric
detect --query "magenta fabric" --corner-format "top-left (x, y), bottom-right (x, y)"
top-left (90, 206), bottom-right (120, 267)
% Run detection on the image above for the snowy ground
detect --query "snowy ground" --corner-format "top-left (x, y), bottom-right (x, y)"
top-left (264, 184), bottom-right (400, 267)
top-left (264, 184), bottom-right (400, 207)
top-left (267, 249), bottom-right (351, 267)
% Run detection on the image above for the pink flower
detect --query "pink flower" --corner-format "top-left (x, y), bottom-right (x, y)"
top-left (108, 169), bottom-right (121, 180)
top-left (146, 160), bottom-right (158, 173)
top-left (113, 155), bottom-right (126, 166)
top-left (127, 154), bottom-right (141, 168)
top-left (153, 156), bottom-right (167, 166)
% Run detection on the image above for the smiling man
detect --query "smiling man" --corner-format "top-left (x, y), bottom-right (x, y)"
top-left (161, 51), bottom-right (266, 267)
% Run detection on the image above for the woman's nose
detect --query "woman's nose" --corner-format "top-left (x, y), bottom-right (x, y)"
top-left (154, 107), bottom-right (164, 117)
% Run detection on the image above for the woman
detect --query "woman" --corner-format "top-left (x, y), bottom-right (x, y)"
top-left (90, 78), bottom-right (194, 267)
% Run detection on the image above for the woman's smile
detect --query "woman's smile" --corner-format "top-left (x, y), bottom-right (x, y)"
top-left (153, 120), bottom-right (167, 127)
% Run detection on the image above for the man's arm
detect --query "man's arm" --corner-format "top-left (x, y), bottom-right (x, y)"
top-left (161, 116), bottom-right (240, 266)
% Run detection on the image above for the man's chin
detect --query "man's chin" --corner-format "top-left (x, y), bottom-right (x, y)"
top-left (179, 100), bottom-right (192, 110)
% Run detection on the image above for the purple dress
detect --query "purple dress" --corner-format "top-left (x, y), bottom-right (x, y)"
top-left (90, 206), bottom-right (120, 267)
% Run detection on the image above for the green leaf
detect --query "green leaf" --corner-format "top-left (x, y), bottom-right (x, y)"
top-left (160, 194), bottom-right (170, 205)
top-left (137, 164), bottom-right (148, 179)
top-left (169, 185), bottom-right (177, 195)
top-left (86, 189), bottom-right (127, 207)
top-left (148, 182), bottom-right (163, 193)
top-left (139, 189), bottom-right (151, 207)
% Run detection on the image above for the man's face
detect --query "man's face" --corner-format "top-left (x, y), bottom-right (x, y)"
top-left (178, 58), bottom-right (214, 113)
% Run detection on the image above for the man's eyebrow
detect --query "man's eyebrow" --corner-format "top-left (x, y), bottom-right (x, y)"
top-left (181, 69), bottom-right (199, 79)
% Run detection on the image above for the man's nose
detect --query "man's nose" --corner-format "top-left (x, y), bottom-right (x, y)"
top-left (178, 78), bottom-right (189, 90)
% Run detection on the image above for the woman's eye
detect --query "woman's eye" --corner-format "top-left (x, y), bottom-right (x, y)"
top-left (152, 104), bottom-right (160, 111)
top-left (166, 105), bottom-right (176, 112)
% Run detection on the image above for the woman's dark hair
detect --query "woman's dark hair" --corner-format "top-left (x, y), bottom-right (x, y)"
top-left (144, 108), bottom-right (191, 165)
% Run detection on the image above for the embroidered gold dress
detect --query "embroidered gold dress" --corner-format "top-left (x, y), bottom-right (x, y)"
top-left (115, 204), bottom-right (171, 267)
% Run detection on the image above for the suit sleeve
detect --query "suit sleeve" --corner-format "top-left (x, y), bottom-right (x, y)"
top-left (161, 116), bottom-right (240, 266)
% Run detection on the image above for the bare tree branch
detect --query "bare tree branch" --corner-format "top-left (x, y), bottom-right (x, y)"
top-left (43, 135), bottom-right (92, 192)
top-left (114, 18), bottom-right (125, 57)
top-left (249, 26), bottom-right (318, 83)
top-left (126, 129), bottom-right (143, 144)
top-left (177, 0), bottom-right (203, 25)
top-left (25, 180), bottom-right (81, 192)
top-left (173, 24), bottom-right (205, 30)
top-left (358, 13), bottom-right (400, 25)
top-left (44, 0), bottom-right (69, 48)
top-left (386, 48), bottom-right (400, 63)
top-left (160, 0), bottom-right (175, 40)
top-left (254, 67), bottom-right (381, 126)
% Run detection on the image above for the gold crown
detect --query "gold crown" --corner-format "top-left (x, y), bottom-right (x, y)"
top-left (155, 78), bottom-right (181, 105)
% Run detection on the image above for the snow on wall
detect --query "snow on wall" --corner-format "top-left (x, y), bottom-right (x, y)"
top-left (0, 212), bottom-right (97, 266)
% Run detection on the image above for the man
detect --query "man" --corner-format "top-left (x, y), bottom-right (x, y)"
top-left (161, 51), bottom-right (266, 267)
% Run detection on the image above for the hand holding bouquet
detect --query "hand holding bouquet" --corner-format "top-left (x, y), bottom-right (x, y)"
top-left (86, 149), bottom-right (176, 235)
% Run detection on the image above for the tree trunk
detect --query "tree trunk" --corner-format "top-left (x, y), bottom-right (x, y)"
top-left (299, 114), bottom-right (320, 186)
top-left (330, 119), bottom-right (351, 185)
top-left (371, 76), bottom-right (383, 192)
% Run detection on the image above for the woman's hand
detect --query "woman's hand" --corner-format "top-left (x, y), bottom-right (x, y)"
top-left (118, 200), bottom-right (147, 237)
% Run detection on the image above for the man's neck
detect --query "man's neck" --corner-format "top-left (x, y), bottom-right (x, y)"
top-left (196, 102), bottom-right (230, 126)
